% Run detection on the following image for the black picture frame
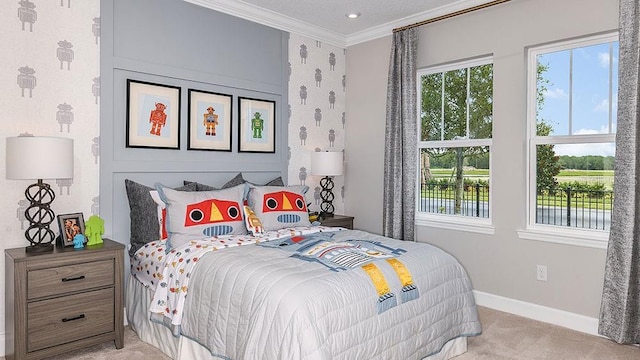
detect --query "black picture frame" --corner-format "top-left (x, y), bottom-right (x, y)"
top-left (57, 212), bottom-right (86, 247)
top-left (238, 97), bottom-right (276, 153)
top-left (126, 79), bottom-right (181, 149)
top-left (187, 89), bottom-right (233, 151)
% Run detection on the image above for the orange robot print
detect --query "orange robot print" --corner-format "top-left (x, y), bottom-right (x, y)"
top-left (149, 102), bottom-right (167, 136)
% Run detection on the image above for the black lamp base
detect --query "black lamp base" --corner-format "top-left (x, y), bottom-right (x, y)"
top-left (23, 180), bottom-right (57, 254)
top-left (319, 176), bottom-right (336, 218)
top-left (25, 243), bottom-right (55, 253)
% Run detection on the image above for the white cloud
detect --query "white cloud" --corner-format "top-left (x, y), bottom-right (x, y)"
top-left (544, 87), bottom-right (568, 99)
top-left (598, 52), bottom-right (610, 68)
top-left (555, 142), bottom-right (615, 157)
top-left (573, 125), bottom-right (611, 135)
top-left (593, 99), bottom-right (609, 112)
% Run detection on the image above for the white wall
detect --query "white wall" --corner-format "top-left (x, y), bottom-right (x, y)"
top-left (345, 0), bottom-right (618, 319)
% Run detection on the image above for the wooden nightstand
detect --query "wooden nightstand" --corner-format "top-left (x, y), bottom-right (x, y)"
top-left (319, 214), bottom-right (354, 229)
top-left (5, 239), bottom-right (125, 360)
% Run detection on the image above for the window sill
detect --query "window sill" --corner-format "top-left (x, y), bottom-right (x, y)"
top-left (415, 214), bottom-right (494, 235)
top-left (517, 226), bottom-right (608, 249)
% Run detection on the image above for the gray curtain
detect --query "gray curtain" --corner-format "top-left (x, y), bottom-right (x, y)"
top-left (382, 28), bottom-right (418, 241)
top-left (598, 0), bottom-right (640, 345)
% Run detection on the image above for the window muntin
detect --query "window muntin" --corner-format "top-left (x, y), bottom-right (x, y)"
top-left (528, 33), bottom-right (618, 234)
top-left (418, 57), bottom-right (493, 220)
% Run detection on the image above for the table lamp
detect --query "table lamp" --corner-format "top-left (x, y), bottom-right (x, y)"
top-left (310, 151), bottom-right (343, 218)
top-left (6, 135), bottom-right (74, 252)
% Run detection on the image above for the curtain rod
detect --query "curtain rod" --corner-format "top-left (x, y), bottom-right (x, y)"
top-left (393, 0), bottom-right (511, 33)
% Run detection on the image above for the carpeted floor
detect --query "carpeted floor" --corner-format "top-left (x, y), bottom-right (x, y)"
top-left (17, 306), bottom-right (639, 360)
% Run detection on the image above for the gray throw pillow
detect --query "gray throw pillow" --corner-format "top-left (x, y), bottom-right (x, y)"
top-left (183, 180), bottom-right (218, 191)
top-left (125, 179), bottom-right (196, 257)
top-left (184, 173), bottom-right (285, 193)
top-left (222, 172), bottom-right (245, 188)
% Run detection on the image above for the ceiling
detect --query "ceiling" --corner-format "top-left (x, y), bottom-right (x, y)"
top-left (184, 0), bottom-right (495, 47)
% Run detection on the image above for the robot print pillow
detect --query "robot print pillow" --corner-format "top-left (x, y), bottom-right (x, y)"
top-left (155, 183), bottom-right (247, 247)
top-left (246, 184), bottom-right (311, 231)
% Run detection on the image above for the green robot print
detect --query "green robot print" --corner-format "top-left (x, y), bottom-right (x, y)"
top-left (251, 112), bottom-right (264, 138)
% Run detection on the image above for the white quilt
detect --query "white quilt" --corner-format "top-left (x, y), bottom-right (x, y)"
top-left (171, 229), bottom-right (481, 359)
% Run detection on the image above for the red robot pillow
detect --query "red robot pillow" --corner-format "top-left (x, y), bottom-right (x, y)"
top-left (156, 183), bottom-right (247, 248)
top-left (247, 185), bottom-right (311, 231)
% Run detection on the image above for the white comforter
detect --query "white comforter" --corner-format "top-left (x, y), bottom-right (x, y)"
top-left (172, 229), bottom-right (481, 359)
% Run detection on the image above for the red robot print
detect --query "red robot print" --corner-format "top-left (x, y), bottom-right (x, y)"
top-left (149, 102), bottom-right (167, 136)
top-left (262, 191), bottom-right (307, 225)
top-left (262, 191), bottom-right (306, 213)
top-left (185, 199), bottom-right (242, 227)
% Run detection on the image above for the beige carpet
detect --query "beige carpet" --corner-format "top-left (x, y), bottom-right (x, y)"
top-left (17, 306), bottom-right (639, 360)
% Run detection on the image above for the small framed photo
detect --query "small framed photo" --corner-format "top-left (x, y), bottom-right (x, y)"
top-left (188, 89), bottom-right (233, 151)
top-left (57, 213), bottom-right (86, 247)
top-left (126, 79), bottom-right (181, 149)
top-left (238, 97), bottom-right (276, 153)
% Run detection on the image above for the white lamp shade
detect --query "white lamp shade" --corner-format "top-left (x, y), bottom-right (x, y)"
top-left (310, 151), bottom-right (343, 176)
top-left (6, 136), bottom-right (74, 180)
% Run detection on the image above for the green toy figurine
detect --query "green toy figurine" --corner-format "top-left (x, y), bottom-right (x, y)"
top-left (85, 215), bottom-right (105, 246)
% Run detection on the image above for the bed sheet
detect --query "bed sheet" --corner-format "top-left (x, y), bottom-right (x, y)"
top-left (142, 229), bottom-right (481, 359)
top-left (126, 275), bottom-right (469, 360)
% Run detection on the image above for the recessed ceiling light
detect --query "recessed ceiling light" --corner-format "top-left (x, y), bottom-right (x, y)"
top-left (346, 12), bottom-right (361, 19)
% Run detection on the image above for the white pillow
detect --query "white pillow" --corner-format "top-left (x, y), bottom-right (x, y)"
top-left (246, 184), bottom-right (311, 231)
top-left (156, 183), bottom-right (247, 248)
top-left (149, 190), bottom-right (168, 240)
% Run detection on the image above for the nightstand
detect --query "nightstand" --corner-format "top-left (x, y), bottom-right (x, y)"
top-left (5, 239), bottom-right (125, 360)
top-left (319, 214), bottom-right (354, 229)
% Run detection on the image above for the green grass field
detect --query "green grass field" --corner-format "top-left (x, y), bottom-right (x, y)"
top-left (428, 168), bottom-right (614, 189)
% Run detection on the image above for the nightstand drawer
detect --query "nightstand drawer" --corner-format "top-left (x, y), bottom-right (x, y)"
top-left (27, 287), bottom-right (114, 352)
top-left (27, 259), bottom-right (114, 299)
top-left (319, 215), bottom-right (354, 229)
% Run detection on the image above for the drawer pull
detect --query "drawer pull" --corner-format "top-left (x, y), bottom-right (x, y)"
top-left (61, 314), bottom-right (85, 322)
top-left (61, 275), bottom-right (85, 282)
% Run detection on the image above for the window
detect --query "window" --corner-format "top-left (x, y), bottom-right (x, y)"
top-left (523, 33), bottom-right (618, 247)
top-left (417, 57), bottom-right (493, 233)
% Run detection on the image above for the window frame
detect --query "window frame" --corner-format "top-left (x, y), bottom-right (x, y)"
top-left (416, 56), bottom-right (495, 235)
top-left (519, 32), bottom-right (618, 249)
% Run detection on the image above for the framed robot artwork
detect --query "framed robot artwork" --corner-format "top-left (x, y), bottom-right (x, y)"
top-left (238, 97), bottom-right (276, 153)
top-left (126, 79), bottom-right (181, 149)
top-left (187, 89), bottom-right (233, 151)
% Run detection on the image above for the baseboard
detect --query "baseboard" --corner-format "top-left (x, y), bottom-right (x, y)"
top-left (473, 290), bottom-right (600, 336)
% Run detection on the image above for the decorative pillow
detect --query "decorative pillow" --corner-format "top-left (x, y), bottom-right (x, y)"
top-left (184, 173), bottom-right (285, 192)
top-left (253, 176), bottom-right (285, 187)
top-left (124, 180), bottom-right (196, 257)
top-left (243, 205), bottom-right (264, 236)
top-left (246, 184), bottom-right (311, 231)
top-left (183, 181), bottom-right (218, 191)
top-left (149, 190), bottom-right (168, 240)
top-left (222, 172), bottom-right (245, 188)
top-left (156, 183), bottom-right (247, 248)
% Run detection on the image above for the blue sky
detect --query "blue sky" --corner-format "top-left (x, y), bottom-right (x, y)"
top-left (537, 41), bottom-right (618, 157)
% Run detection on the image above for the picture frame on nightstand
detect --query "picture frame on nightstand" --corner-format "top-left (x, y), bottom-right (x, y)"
top-left (57, 212), bottom-right (85, 247)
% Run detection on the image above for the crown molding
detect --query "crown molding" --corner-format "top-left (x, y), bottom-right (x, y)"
top-left (184, 0), bottom-right (498, 49)
top-left (345, 0), bottom-right (500, 47)
top-left (184, 0), bottom-right (346, 47)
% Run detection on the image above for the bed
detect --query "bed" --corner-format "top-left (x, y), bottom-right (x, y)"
top-left (123, 177), bottom-right (481, 359)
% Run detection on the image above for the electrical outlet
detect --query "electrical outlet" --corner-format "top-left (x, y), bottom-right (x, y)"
top-left (536, 265), bottom-right (548, 281)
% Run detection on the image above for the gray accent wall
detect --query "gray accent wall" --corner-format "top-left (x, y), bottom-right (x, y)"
top-left (346, 0), bottom-right (617, 319)
top-left (100, 0), bottom-right (289, 254)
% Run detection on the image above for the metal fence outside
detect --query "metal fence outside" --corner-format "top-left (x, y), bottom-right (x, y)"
top-left (418, 183), bottom-right (613, 230)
